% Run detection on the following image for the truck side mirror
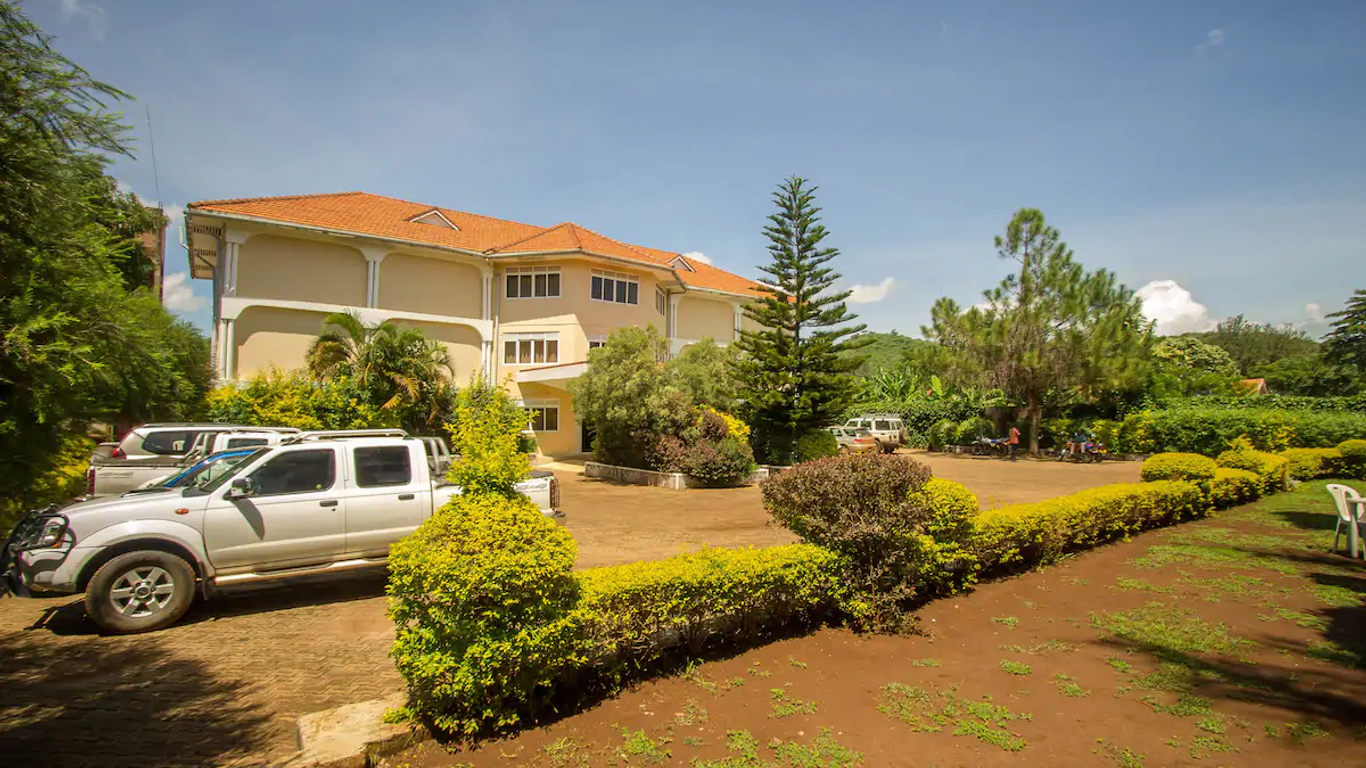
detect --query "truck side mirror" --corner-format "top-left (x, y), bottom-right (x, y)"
top-left (226, 477), bottom-right (256, 500)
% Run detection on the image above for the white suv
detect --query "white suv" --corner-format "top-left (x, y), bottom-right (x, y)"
top-left (844, 415), bottom-right (908, 454)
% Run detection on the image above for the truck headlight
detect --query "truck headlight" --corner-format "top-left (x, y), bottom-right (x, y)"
top-left (21, 517), bottom-right (68, 550)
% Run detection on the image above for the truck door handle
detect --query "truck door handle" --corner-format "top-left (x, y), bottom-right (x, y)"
top-left (319, 500), bottom-right (338, 507)
top-left (397, 493), bottom-right (415, 501)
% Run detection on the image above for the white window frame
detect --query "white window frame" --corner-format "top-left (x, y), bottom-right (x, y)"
top-left (655, 287), bottom-right (667, 316)
top-left (591, 269), bottom-right (639, 306)
top-left (587, 334), bottom-right (608, 350)
top-left (520, 398), bottom-right (561, 432)
top-left (505, 266), bottom-right (562, 299)
top-left (502, 331), bottom-right (560, 366)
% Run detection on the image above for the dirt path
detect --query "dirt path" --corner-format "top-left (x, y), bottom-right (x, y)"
top-left (385, 479), bottom-right (1366, 768)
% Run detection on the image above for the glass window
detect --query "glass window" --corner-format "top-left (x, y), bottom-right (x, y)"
top-left (503, 333), bottom-right (560, 365)
top-left (591, 270), bottom-right (639, 305)
top-left (547, 272), bottom-right (560, 296)
top-left (873, 420), bottom-right (891, 431)
top-left (354, 446), bottom-right (412, 488)
top-left (141, 430), bottom-right (202, 455)
top-left (226, 437), bottom-right (269, 448)
top-left (519, 274), bottom-right (533, 296)
top-left (525, 401), bottom-right (560, 432)
top-left (591, 275), bottom-right (603, 300)
top-left (656, 288), bottom-right (667, 315)
top-left (505, 267), bottom-right (561, 298)
top-left (588, 335), bottom-right (607, 350)
top-left (248, 450), bottom-right (336, 496)
top-left (503, 341), bottom-right (516, 364)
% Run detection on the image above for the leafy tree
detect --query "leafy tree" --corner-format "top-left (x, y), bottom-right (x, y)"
top-left (924, 209), bottom-right (1152, 453)
top-left (1252, 352), bottom-right (1360, 397)
top-left (444, 373), bottom-right (532, 498)
top-left (732, 177), bottom-right (867, 463)
top-left (667, 338), bottom-right (742, 412)
top-left (1143, 337), bottom-right (1241, 400)
top-left (567, 325), bottom-right (693, 468)
top-left (0, 2), bottom-right (211, 514)
top-left (1324, 289), bottom-right (1366, 369)
top-left (1193, 315), bottom-right (1318, 375)
top-left (305, 311), bottom-right (455, 434)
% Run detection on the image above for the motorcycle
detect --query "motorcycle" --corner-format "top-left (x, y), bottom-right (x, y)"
top-left (1058, 436), bottom-right (1107, 463)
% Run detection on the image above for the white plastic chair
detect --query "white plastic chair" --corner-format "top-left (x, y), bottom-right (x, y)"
top-left (1327, 483), bottom-right (1365, 559)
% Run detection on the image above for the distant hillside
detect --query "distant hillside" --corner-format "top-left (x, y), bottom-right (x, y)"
top-left (843, 331), bottom-right (932, 376)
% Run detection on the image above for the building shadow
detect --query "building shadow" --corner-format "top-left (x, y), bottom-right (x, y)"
top-left (0, 630), bottom-right (274, 767)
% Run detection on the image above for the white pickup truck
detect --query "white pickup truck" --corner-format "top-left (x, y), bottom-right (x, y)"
top-left (4, 432), bottom-right (561, 633)
top-left (86, 427), bottom-right (301, 498)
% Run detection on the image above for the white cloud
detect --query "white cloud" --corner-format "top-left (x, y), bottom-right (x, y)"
top-left (1207, 29), bottom-right (1225, 46)
top-left (1305, 302), bottom-right (1324, 322)
top-left (847, 277), bottom-right (896, 305)
top-left (56, 0), bottom-right (107, 40)
top-left (680, 251), bottom-right (711, 265)
top-left (161, 271), bottom-right (205, 313)
top-left (1137, 279), bottom-right (1217, 335)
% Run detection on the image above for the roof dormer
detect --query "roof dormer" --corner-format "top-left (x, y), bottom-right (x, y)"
top-left (670, 255), bottom-right (697, 272)
top-left (408, 208), bottom-right (459, 230)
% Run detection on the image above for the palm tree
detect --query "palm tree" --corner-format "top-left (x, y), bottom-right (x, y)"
top-left (306, 311), bottom-right (454, 413)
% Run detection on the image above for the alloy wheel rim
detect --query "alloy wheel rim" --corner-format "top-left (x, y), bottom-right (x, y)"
top-left (109, 566), bottom-right (175, 618)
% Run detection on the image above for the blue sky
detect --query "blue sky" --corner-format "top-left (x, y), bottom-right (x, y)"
top-left (32, 0), bottom-right (1366, 336)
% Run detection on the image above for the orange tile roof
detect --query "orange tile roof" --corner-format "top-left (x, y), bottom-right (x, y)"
top-left (189, 191), bottom-right (764, 297)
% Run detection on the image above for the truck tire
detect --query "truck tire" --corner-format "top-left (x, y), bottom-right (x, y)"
top-left (85, 550), bottom-right (196, 634)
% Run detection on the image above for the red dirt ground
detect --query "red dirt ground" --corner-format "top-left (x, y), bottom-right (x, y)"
top-left (383, 480), bottom-right (1366, 768)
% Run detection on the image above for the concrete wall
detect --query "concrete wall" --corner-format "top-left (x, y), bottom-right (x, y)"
top-left (379, 253), bottom-right (483, 318)
top-left (399, 320), bottom-right (483, 385)
top-left (677, 294), bottom-right (736, 342)
top-left (236, 234), bottom-right (367, 306)
top-left (234, 306), bottom-right (330, 377)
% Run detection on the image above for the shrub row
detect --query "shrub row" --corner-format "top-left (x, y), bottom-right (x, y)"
top-left (1216, 439), bottom-right (1289, 494)
top-left (1110, 407), bottom-right (1366, 456)
top-left (1209, 468), bottom-right (1261, 509)
top-left (1275, 439), bottom-right (1366, 481)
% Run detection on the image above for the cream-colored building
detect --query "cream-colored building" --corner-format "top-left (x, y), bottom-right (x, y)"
top-left (185, 192), bottom-right (763, 458)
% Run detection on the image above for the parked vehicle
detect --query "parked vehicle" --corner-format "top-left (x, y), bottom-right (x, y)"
top-left (843, 414), bottom-right (908, 454)
top-left (126, 448), bottom-right (264, 495)
top-left (1058, 432), bottom-right (1107, 463)
top-left (95, 423), bottom-right (254, 462)
top-left (4, 431), bottom-right (562, 634)
top-left (826, 426), bottom-right (879, 454)
top-left (970, 436), bottom-right (1010, 458)
top-left (86, 427), bottom-right (300, 498)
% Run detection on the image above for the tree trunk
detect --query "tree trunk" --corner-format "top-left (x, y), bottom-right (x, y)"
top-left (1027, 394), bottom-right (1040, 455)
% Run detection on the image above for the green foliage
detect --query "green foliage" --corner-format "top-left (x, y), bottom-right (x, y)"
top-left (1278, 448), bottom-right (1347, 480)
top-left (0, 3), bottom-right (213, 507)
top-left (732, 177), bottom-right (866, 464)
top-left (1337, 439), bottom-right (1366, 474)
top-left (205, 367), bottom-right (387, 430)
top-left (1145, 337), bottom-right (1242, 399)
top-left (923, 208), bottom-right (1152, 452)
top-left (0, 433), bottom-right (92, 527)
top-left (387, 492), bottom-right (582, 737)
top-left (1139, 453), bottom-right (1217, 483)
top-left (762, 453), bottom-right (935, 629)
top-left (877, 683), bottom-right (1032, 752)
top-left (1192, 314), bottom-right (1320, 375)
top-left (1114, 407), bottom-right (1366, 455)
top-left (655, 409), bottom-right (757, 487)
top-left (842, 331), bottom-right (933, 376)
top-left (668, 339), bottom-right (743, 412)
top-left (972, 481), bottom-right (1207, 571)
top-left (1215, 439), bottom-right (1290, 493)
top-left (568, 325), bottom-right (693, 469)
top-left (1209, 468), bottom-right (1261, 509)
top-left (445, 374), bottom-right (532, 497)
top-left (998, 659), bottom-right (1033, 676)
top-left (1253, 351), bottom-right (1361, 397)
top-left (905, 478), bottom-right (980, 592)
top-left (929, 418), bottom-right (960, 450)
top-left (954, 416), bottom-right (994, 445)
top-left (1324, 289), bottom-right (1366, 369)
top-left (792, 429), bottom-right (838, 463)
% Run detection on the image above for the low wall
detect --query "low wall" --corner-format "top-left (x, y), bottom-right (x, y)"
top-left (584, 462), bottom-right (769, 489)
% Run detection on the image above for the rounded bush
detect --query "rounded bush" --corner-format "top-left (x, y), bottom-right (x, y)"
top-left (793, 429), bottom-right (839, 463)
top-left (388, 493), bottom-right (581, 737)
top-left (1216, 442), bottom-right (1290, 493)
top-left (929, 418), bottom-right (959, 450)
top-left (1209, 467), bottom-right (1261, 509)
top-left (1279, 448), bottom-right (1345, 481)
top-left (1337, 439), bottom-right (1366, 475)
top-left (954, 417), bottom-right (994, 446)
top-left (905, 477), bottom-right (981, 593)
top-left (1140, 453), bottom-right (1217, 483)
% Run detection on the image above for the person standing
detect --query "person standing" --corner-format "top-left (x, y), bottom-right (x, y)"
top-left (1008, 425), bottom-right (1021, 461)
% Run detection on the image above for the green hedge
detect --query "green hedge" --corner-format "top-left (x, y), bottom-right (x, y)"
top-left (1139, 453), bottom-right (1217, 483)
top-left (1339, 439), bottom-right (1366, 475)
top-left (1171, 394), bottom-right (1366, 413)
top-left (1210, 468), bottom-right (1261, 509)
top-left (1279, 448), bottom-right (1346, 481)
top-left (1215, 442), bottom-right (1289, 494)
top-left (1112, 407), bottom-right (1366, 456)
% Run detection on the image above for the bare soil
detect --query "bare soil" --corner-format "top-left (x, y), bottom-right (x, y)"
top-left (384, 479), bottom-right (1366, 768)
top-left (562, 450), bottom-right (1140, 568)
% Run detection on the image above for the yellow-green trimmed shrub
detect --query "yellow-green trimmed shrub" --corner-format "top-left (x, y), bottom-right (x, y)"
top-left (1216, 438), bottom-right (1290, 493)
top-left (905, 477), bottom-right (980, 593)
top-left (574, 545), bottom-right (841, 672)
top-left (388, 493), bottom-right (583, 737)
top-left (1337, 439), bottom-right (1366, 477)
top-left (1140, 452), bottom-right (1217, 483)
top-left (1209, 467), bottom-right (1261, 509)
top-left (971, 481), bottom-right (1207, 572)
top-left (1279, 448), bottom-right (1346, 481)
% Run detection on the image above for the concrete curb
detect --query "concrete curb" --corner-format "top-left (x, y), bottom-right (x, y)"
top-left (286, 695), bottom-right (430, 768)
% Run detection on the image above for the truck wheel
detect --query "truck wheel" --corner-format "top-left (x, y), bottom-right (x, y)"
top-left (85, 551), bottom-right (196, 634)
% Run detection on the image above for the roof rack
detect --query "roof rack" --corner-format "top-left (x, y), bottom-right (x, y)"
top-left (283, 429), bottom-right (410, 444)
top-left (216, 426), bottom-right (301, 434)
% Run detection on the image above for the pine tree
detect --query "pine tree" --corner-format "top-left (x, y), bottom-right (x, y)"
top-left (1324, 289), bottom-right (1366, 369)
top-left (733, 177), bottom-right (867, 463)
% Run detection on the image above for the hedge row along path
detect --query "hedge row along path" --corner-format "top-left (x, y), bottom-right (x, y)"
top-left (384, 479), bottom-right (1365, 768)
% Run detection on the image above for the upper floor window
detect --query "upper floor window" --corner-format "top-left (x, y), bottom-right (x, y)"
top-left (655, 287), bottom-right (667, 316)
top-left (506, 266), bottom-right (561, 299)
top-left (591, 269), bottom-right (638, 305)
top-left (588, 335), bottom-right (607, 350)
top-left (503, 332), bottom-right (559, 365)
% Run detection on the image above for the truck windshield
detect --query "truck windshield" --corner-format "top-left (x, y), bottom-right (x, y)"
top-left (163, 449), bottom-right (263, 490)
top-left (187, 448), bottom-right (270, 495)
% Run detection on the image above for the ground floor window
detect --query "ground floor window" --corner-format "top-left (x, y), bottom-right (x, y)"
top-left (503, 332), bottom-right (559, 365)
top-left (520, 398), bottom-right (560, 432)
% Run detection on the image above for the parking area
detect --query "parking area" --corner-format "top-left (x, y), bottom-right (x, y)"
top-left (0, 452), bottom-right (1141, 767)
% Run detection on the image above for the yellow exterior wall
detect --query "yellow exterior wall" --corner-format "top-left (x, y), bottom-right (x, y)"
top-left (379, 253), bottom-right (483, 318)
top-left (399, 320), bottom-right (483, 384)
top-left (237, 234), bottom-right (367, 306)
top-left (234, 306), bottom-right (330, 377)
top-left (514, 383), bottom-right (579, 455)
top-left (677, 295), bottom-right (736, 342)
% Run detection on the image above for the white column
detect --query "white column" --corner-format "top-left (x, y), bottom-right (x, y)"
top-left (668, 295), bottom-right (681, 339)
top-left (221, 227), bottom-right (250, 297)
top-left (360, 247), bottom-right (388, 308)
top-left (481, 269), bottom-right (494, 377)
top-left (223, 319), bottom-right (236, 382)
top-left (733, 303), bottom-right (744, 341)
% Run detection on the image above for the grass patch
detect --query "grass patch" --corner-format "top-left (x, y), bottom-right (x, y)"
top-left (674, 699), bottom-right (709, 727)
top-left (1090, 602), bottom-right (1254, 658)
top-left (910, 658), bottom-right (940, 667)
top-left (1286, 721), bottom-right (1330, 743)
top-left (1052, 673), bottom-right (1089, 698)
top-left (1310, 582), bottom-right (1365, 608)
top-left (1306, 639), bottom-right (1363, 669)
top-left (999, 658), bottom-right (1033, 676)
top-left (694, 729), bottom-right (863, 768)
top-left (877, 683), bottom-right (1032, 752)
top-left (1115, 577), bottom-right (1174, 594)
top-left (618, 729), bottom-right (670, 765)
top-left (1096, 741), bottom-right (1145, 768)
top-left (1106, 657), bottom-right (1133, 673)
top-left (1141, 693), bottom-right (1213, 717)
top-left (991, 616), bottom-right (1020, 629)
top-left (1187, 734), bottom-right (1236, 758)
top-left (788, 657), bottom-right (807, 668)
top-left (540, 737), bottom-right (589, 768)
top-left (769, 688), bottom-right (818, 719)
top-left (1133, 544), bottom-right (1299, 575)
